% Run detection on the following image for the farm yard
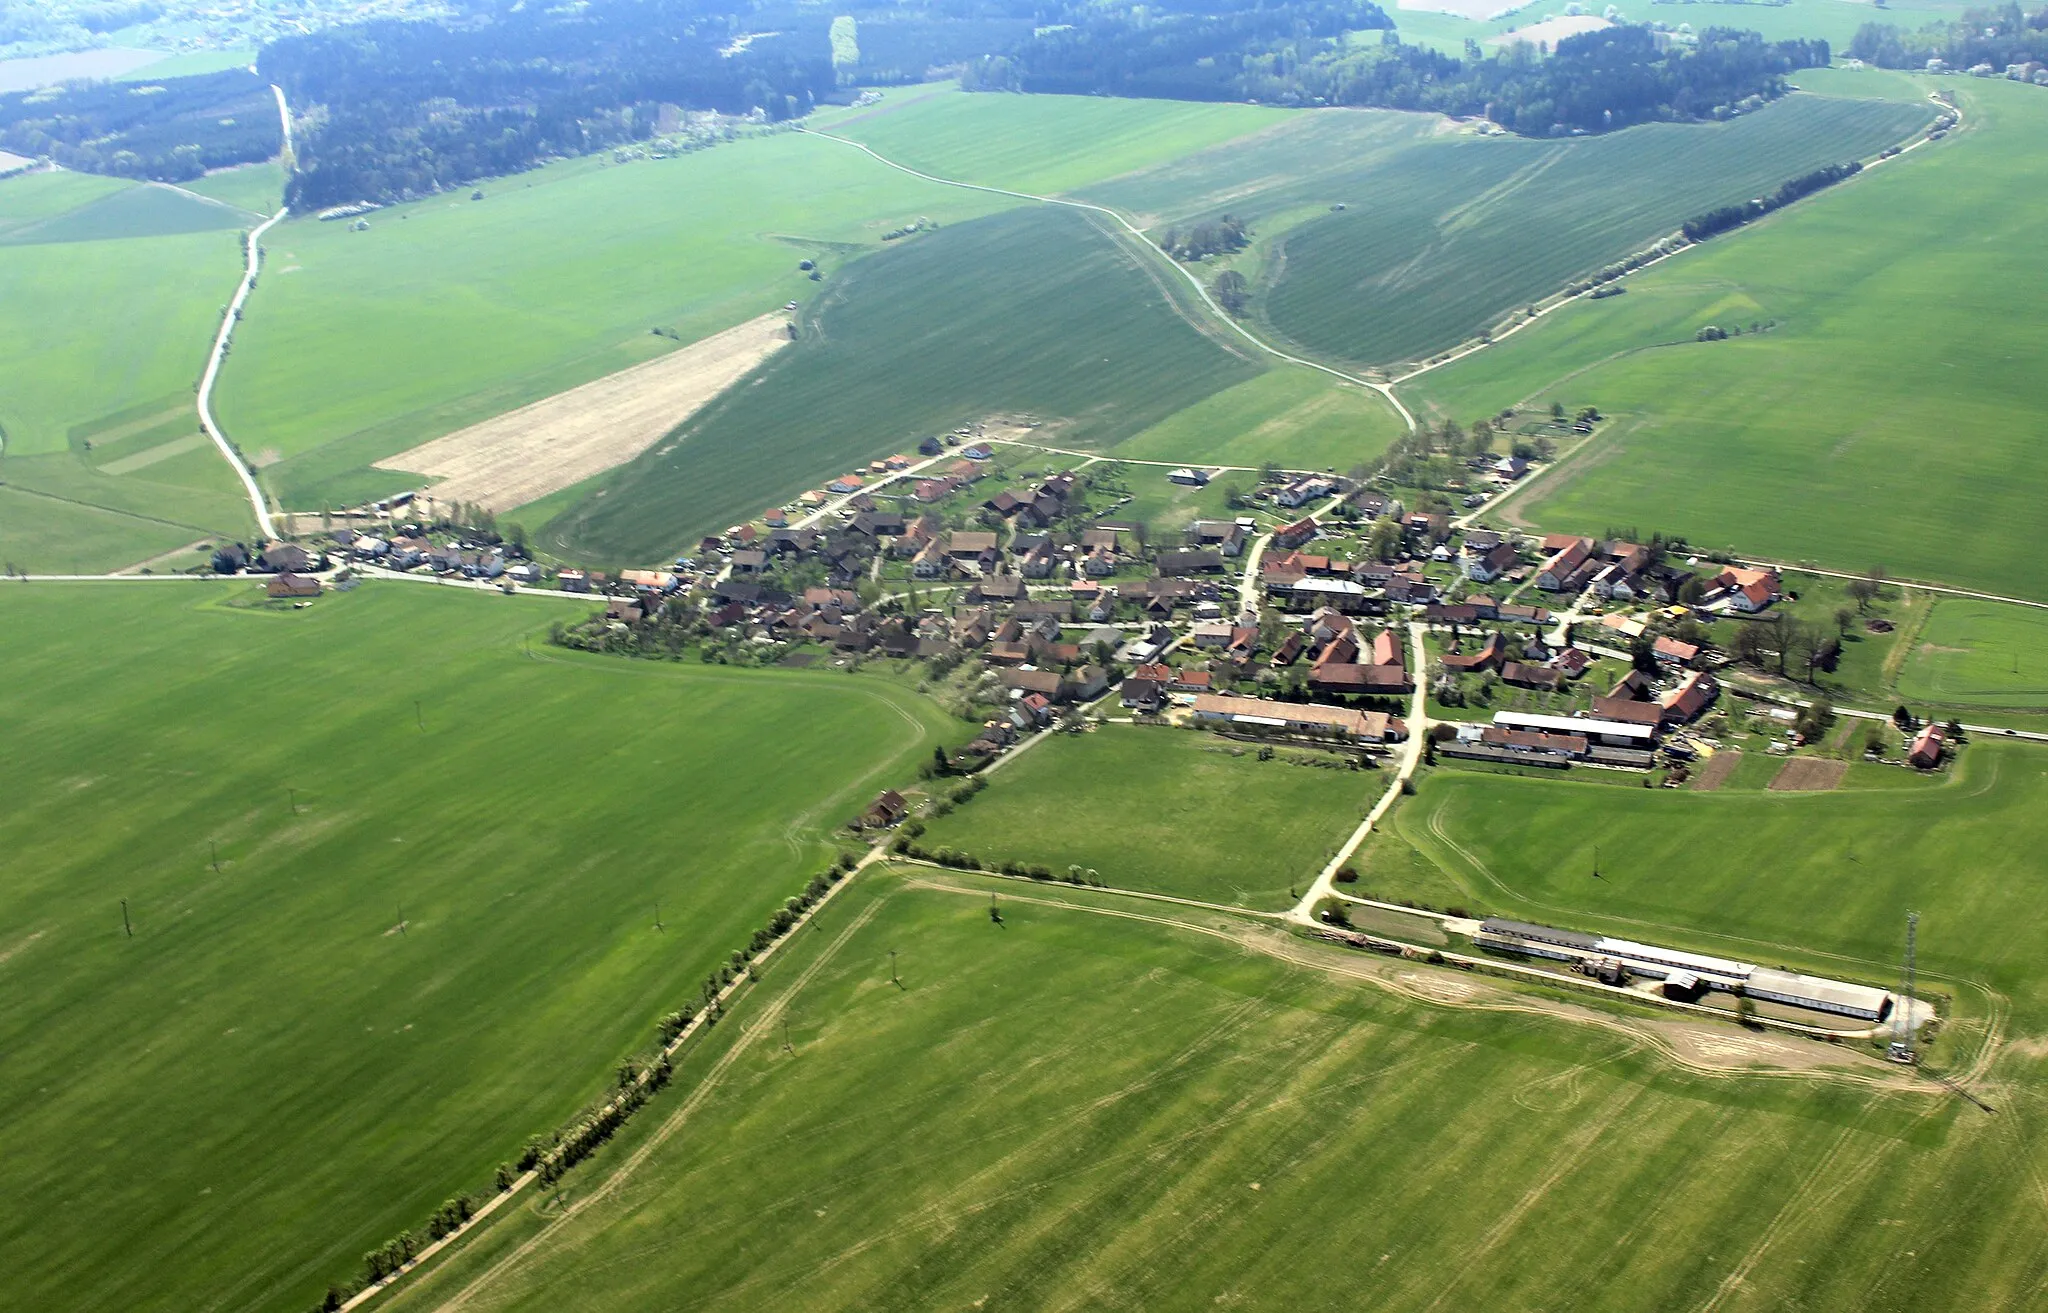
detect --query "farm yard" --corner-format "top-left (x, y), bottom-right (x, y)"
top-left (1082, 88), bottom-right (1933, 370)
top-left (0, 582), bottom-right (965, 1313)
top-left (377, 872), bottom-right (2047, 1313)
top-left (1412, 80), bottom-right (2048, 600)
top-left (915, 726), bottom-right (1378, 909)
top-left (544, 205), bottom-right (1265, 562)
top-left (375, 312), bottom-right (793, 515)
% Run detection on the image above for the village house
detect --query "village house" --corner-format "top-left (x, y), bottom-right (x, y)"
top-left (1658, 670), bottom-right (1719, 724)
top-left (1188, 520), bottom-right (1249, 556)
top-left (1910, 721), bottom-right (1949, 768)
top-left (1191, 693), bottom-right (1407, 743)
top-left (1441, 632), bottom-right (1507, 675)
top-left (1714, 565), bottom-right (1783, 613)
top-left (1273, 516), bottom-right (1319, 550)
top-left (1275, 475), bottom-right (1335, 508)
top-left (1537, 536), bottom-right (1594, 592)
top-left (1466, 542), bottom-right (1519, 583)
top-left (267, 572), bottom-right (320, 599)
top-left (858, 790), bottom-right (909, 829)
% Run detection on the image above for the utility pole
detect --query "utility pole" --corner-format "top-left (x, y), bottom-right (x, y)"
top-left (889, 948), bottom-right (899, 987)
top-left (288, 786), bottom-right (297, 815)
top-left (210, 839), bottom-right (220, 874)
top-left (398, 903), bottom-right (406, 936)
top-left (655, 899), bottom-right (663, 932)
top-left (121, 899), bottom-right (132, 938)
top-left (415, 700), bottom-right (425, 732)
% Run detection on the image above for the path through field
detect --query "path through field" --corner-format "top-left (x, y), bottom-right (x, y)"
top-left (801, 127), bottom-right (1420, 432)
top-left (194, 83), bottom-right (293, 541)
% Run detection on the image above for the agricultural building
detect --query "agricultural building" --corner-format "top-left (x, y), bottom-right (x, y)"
top-left (1475, 920), bottom-right (1894, 1021)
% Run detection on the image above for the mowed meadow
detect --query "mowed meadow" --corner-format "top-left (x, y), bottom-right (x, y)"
top-left (1414, 77), bottom-right (2048, 598)
top-left (546, 205), bottom-right (1265, 562)
top-left (1897, 599), bottom-right (2048, 710)
top-left (380, 873), bottom-right (2048, 1313)
top-left (0, 582), bottom-right (964, 1311)
top-left (0, 170), bottom-right (259, 571)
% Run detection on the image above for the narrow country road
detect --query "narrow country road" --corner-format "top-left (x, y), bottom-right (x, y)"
top-left (801, 128), bottom-right (1418, 432)
top-left (1288, 620), bottom-right (1430, 925)
top-left (196, 83), bottom-right (293, 543)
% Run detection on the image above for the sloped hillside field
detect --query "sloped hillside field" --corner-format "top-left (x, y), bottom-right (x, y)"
top-left (549, 204), bottom-right (1265, 562)
top-left (1085, 91), bottom-right (1933, 370)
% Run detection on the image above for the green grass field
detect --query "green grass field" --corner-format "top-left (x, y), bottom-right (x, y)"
top-left (216, 132), bottom-right (1020, 512)
top-left (184, 160), bottom-right (285, 215)
top-left (1109, 367), bottom-right (1405, 471)
top-left (917, 726), bottom-right (1375, 909)
top-left (377, 871), bottom-right (2048, 1313)
top-left (0, 581), bottom-right (965, 1311)
top-left (547, 205), bottom-right (1264, 562)
top-left (1412, 79), bottom-right (2048, 599)
top-left (1383, 742), bottom-right (2048, 1028)
top-left (0, 171), bottom-right (257, 569)
top-left (1114, 467), bottom-right (1247, 538)
top-left (1082, 90), bottom-right (1930, 370)
top-left (818, 84), bottom-right (1287, 195)
top-left (1897, 599), bottom-right (2048, 710)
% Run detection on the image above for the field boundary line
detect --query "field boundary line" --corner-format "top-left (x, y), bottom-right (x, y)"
top-left (894, 856), bottom-right (1288, 920)
top-left (798, 127), bottom-right (1419, 433)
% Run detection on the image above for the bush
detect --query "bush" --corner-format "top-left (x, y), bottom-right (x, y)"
top-left (1335, 865), bottom-right (1359, 884)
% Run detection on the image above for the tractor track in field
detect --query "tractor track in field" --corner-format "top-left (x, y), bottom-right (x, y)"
top-left (903, 874), bottom-right (1929, 1094)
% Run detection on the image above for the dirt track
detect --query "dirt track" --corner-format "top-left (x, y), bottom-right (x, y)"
top-left (374, 313), bottom-right (790, 512)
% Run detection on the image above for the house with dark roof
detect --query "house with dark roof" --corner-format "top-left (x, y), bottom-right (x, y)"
top-left (1537, 537), bottom-right (1593, 591)
top-left (267, 572), bottom-right (320, 599)
top-left (859, 790), bottom-right (909, 829)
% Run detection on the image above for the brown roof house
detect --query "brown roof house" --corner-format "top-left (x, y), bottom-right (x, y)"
top-left (857, 790), bottom-right (909, 829)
